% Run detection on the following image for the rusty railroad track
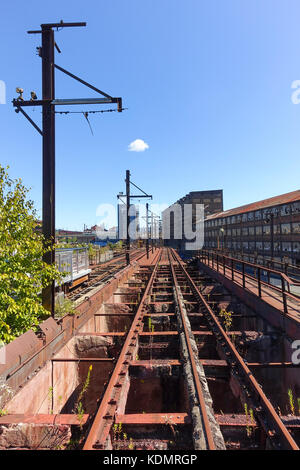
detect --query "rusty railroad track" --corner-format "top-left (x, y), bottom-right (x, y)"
top-left (81, 248), bottom-right (299, 450)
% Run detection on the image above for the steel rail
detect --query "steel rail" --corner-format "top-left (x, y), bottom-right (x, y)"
top-left (171, 249), bottom-right (299, 450)
top-left (168, 249), bottom-right (216, 450)
top-left (83, 248), bottom-right (162, 450)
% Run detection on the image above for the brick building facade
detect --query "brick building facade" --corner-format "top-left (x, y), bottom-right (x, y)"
top-left (203, 190), bottom-right (300, 266)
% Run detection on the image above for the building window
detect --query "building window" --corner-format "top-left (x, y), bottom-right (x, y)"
top-left (262, 208), bottom-right (269, 218)
top-left (231, 216), bottom-right (236, 224)
top-left (264, 242), bottom-right (271, 251)
top-left (242, 227), bottom-right (248, 236)
top-left (281, 223), bottom-right (291, 234)
top-left (282, 242), bottom-right (292, 252)
top-left (274, 224), bottom-right (281, 234)
top-left (292, 222), bottom-right (300, 234)
top-left (242, 213), bottom-right (247, 222)
top-left (249, 241), bottom-right (255, 250)
top-left (242, 242), bottom-right (249, 250)
top-left (236, 228), bottom-right (241, 236)
top-left (214, 198), bottom-right (221, 203)
top-left (275, 242), bottom-right (281, 251)
top-left (291, 202), bottom-right (300, 214)
top-left (255, 210), bottom-right (261, 220)
top-left (236, 215), bottom-right (242, 223)
top-left (256, 226), bottom-right (262, 235)
top-left (293, 242), bottom-right (300, 253)
top-left (227, 229), bottom-right (231, 236)
top-left (248, 212), bottom-right (254, 221)
top-left (256, 241), bottom-right (263, 250)
top-left (263, 225), bottom-right (270, 235)
top-left (280, 205), bottom-right (291, 217)
top-left (249, 227), bottom-right (255, 235)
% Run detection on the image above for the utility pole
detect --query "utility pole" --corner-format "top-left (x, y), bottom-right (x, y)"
top-left (118, 170), bottom-right (152, 265)
top-left (13, 21), bottom-right (123, 315)
top-left (41, 24), bottom-right (56, 313)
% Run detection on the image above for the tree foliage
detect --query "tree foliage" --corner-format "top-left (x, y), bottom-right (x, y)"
top-left (0, 166), bottom-right (63, 343)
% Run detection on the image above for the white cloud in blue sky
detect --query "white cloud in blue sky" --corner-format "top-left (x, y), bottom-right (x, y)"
top-left (128, 139), bottom-right (149, 152)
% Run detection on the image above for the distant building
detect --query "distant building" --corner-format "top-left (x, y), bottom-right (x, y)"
top-left (204, 190), bottom-right (300, 266)
top-left (163, 190), bottom-right (223, 251)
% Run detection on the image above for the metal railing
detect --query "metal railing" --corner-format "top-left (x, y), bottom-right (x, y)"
top-left (55, 247), bottom-right (89, 282)
top-left (199, 250), bottom-right (300, 314)
top-left (212, 249), bottom-right (300, 280)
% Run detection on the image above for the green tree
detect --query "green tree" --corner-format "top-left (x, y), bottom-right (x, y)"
top-left (0, 166), bottom-right (63, 343)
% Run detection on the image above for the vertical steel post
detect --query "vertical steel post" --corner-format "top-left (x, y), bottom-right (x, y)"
top-left (126, 170), bottom-right (130, 265)
top-left (258, 267), bottom-right (262, 297)
top-left (41, 26), bottom-right (55, 316)
top-left (281, 276), bottom-right (288, 314)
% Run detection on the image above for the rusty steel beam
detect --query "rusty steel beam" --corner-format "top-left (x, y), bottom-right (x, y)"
top-left (215, 414), bottom-right (300, 429)
top-left (115, 413), bottom-right (191, 425)
top-left (130, 359), bottom-right (181, 367)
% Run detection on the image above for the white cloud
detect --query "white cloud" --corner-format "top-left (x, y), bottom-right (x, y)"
top-left (128, 139), bottom-right (149, 152)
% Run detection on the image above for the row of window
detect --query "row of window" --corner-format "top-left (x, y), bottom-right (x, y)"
top-left (205, 202), bottom-right (300, 227)
top-left (205, 240), bottom-right (300, 252)
top-left (205, 222), bottom-right (300, 238)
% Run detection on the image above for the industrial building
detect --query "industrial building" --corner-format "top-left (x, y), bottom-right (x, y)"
top-left (163, 190), bottom-right (223, 251)
top-left (203, 190), bottom-right (300, 266)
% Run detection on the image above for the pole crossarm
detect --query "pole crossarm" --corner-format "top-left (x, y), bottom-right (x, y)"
top-left (13, 98), bottom-right (121, 107)
top-left (27, 21), bottom-right (87, 34)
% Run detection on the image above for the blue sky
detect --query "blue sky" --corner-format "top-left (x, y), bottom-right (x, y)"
top-left (1, 0), bottom-right (300, 230)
